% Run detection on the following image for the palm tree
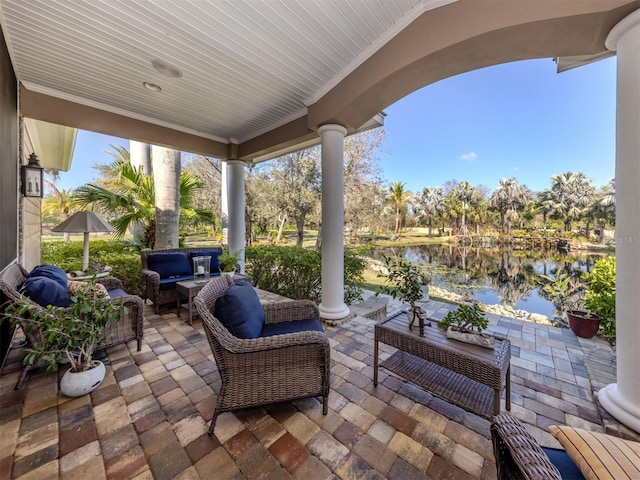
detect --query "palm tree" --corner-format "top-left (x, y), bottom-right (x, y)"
top-left (388, 181), bottom-right (413, 234)
top-left (42, 180), bottom-right (77, 241)
top-left (550, 172), bottom-right (595, 232)
top-left (590, 180), bottom-right (616, 244)
top-left (74, 148), bottom-right (212, 248)
top-left (415, 186), bottom-right (445, 236)
top-left (453, 181), bottom-right (475, 231)
top-left (489, 178), bottom-right (529, 236)
top-left (152, 146), bottom-right (181, 248)
top-left (537, 189), bottom-right (557, 233)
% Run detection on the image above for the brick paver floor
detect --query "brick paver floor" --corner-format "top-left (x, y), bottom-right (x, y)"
top-left (0, 290), bottom-right (626, 480)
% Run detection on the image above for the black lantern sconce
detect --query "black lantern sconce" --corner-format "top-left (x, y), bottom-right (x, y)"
top-left (21, 153), bottom-right (43, 198)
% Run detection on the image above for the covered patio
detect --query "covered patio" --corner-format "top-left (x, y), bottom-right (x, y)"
top-left (1, 293), bottom-right (629, 479)
top-left (1, 1), bottom-right (640, 471)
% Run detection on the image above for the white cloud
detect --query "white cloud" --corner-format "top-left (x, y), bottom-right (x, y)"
top-left (460, 152), bottom-right (477, 161)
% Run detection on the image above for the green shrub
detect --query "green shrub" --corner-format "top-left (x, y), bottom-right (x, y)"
top-left (42, 240), bottom-right (144, 297)
top-left (245, 246), bottom-right (364, 305)
top-left (582, 257), bottom-right (616, 341)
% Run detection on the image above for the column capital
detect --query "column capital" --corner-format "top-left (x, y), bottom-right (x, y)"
top-left (225, 159), bottom-right (249, 167)
top-left (317, 124), bottom-right (347, 137)
top-left (606, 9), bottom-right (639, 51)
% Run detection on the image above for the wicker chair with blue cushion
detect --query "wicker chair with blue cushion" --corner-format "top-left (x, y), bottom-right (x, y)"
top-left (0, 262), bottom-right (144, 387)
top-left (194, 275), bottom-right (330, 435)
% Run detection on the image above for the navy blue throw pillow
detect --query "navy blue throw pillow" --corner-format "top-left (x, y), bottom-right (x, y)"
top-left (147, 253), bottom-right (192, 279)
top-left (214, 281), bottom-right (264, 339)
top-left (21, 276), bottom-right (71, 308)
top-left (191, 250), bottom-right (222, 273)
top-left (27, 265), bottom-right (68, 289)
top-left (260, 318), bottom-right (324, 337)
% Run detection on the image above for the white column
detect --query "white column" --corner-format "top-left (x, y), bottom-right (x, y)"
top-left (226, 160), bottom-right (246, 273)
top-left (221, 163), bottom-right (229, 245)
top-left (318, 124), bottom-right (350, 320)
top-left (600, 9), bottom-right (640, 434)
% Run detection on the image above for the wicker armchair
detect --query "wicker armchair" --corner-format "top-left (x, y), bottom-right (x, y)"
top-left (491, 415), bottom-right (566, 480)
top-left (194, 276), bottom-right (330, 435)
top-left (0, 262), bottom-right (144, 387)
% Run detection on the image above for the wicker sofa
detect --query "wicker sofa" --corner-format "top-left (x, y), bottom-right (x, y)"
top-left (141, 246), bottom-right (223, 313)
top-left (194, 275), bottom-right (330, 435)
top-left (0, 262), bottom-right (144, 387)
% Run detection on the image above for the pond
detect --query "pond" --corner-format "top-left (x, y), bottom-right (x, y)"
top-left (368, 244), bottom-right (611, 318)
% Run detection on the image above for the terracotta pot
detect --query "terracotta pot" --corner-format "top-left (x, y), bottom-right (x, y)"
top-left (566, 310), bottom-right (601, 338)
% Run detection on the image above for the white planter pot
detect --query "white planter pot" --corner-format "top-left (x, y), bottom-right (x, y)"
top-left (222, 271), bottom-right (235, 278)
top-left (445, 327), bottom-right (495, 349)
top-left (60, 360), bottom-right (106, 397)
top-left (407, 307), bottom-right (430, 334)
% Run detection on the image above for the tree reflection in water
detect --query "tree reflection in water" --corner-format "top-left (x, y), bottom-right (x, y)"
top-left (369, 244), bottom-right (606, 318)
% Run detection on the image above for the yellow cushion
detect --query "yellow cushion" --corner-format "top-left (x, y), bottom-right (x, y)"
top-left (549, 425), bottom-right (640, 480)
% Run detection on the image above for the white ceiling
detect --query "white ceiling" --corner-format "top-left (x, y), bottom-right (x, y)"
top-left (0, 0), bottom-right (443, 145)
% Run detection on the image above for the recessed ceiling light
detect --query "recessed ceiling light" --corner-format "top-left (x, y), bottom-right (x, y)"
top-left (151, 59), bottom-right (183, 78)
top-left (143, 82), bottom-right (162, 92)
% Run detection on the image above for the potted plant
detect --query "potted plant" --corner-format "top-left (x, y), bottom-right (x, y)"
top-left (438, 303), bottom-right (495, 349)
top-left (4, 280), bottom-right (122, 396)
top-left (582, 257), bottom-right (615, 343)
top-left (219, 248), bottom-right (241, 277)
top-left (377, 255), bottom-right (431, 334)
top-left (540, 271), bottom-right (601, 338)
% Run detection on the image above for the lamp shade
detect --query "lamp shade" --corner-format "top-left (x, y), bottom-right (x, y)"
top-left (52, 212), bottom-right (114, 270)
top-left (51, 211), bottom-right (115, 234)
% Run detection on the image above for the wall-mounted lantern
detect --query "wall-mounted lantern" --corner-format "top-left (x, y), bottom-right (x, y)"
top-left (21, 153), bottom-right (43, 198)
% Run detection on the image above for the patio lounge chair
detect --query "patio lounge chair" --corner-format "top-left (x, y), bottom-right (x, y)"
top-left (194, 276), bottom-right (330, 434)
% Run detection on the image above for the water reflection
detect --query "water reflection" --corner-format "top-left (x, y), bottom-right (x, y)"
top-left (369, 244), bottom-right (607, 318)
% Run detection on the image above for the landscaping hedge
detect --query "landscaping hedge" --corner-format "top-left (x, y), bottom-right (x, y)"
top-left (42, 240), bottom-right (145, 297)
top-left (245, 245), bottom-right (364, 305)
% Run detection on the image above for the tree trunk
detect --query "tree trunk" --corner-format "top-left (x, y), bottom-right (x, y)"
top-left (130, 141), bottom-right (152, 174)
top-left (275, 214), bottom-right (287, 243)
top-left (129, 141), bottom-right (151, 244)
top-left (315, 223), bottom-right (322, 249)
top-left (295, 213), bottom-right (306, 247)
top-left (152, 146), bottom-right (180, 249)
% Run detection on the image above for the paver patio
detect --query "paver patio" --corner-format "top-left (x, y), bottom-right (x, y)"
top-left (0, 290), bottom-right (629, 480)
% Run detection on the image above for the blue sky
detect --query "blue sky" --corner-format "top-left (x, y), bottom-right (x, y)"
top-left (57, 57), bottom-right (616, 194)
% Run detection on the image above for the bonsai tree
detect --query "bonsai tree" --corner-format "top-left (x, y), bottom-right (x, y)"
top-left (377, 254), bottom-right (430, 314)
top-left (438, 303), bottom-right (488, 334)
top-left (582, 257), bottom-right (616, 342)
top-left (4, 281), bottom-right (122, 373)
top-left (219, 248), bottom-right (241, 273)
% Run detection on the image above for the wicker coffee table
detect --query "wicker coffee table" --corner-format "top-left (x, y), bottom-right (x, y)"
top-left (374, 311), bottom-right (511, 419)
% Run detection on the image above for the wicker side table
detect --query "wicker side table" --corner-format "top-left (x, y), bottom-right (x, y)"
top-left (374, 311), bottom-right (511, 419)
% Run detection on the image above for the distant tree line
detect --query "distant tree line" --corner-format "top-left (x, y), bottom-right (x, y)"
top-left (42, 128), bottom-right (615, 248)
